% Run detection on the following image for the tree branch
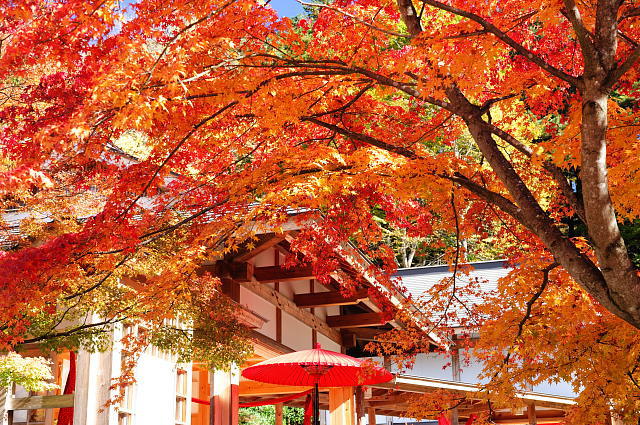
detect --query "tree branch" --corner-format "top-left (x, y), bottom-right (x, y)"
top-left (396, 0), bottom-right (422, 35)
top-left (604, 44), bottom-right (640, 88)
top-left (515, 262), bottom-right (558, 340)
top-left (420, 0), bottom-right (580, 86)
top-left (117, 101), bottom-right (238, 220)
top-left (297, 0), bottom-right (413, 38)
top-left (301, 116), bottom-right (420, 159)
top-left (562, 0), bottom-right (597, 68)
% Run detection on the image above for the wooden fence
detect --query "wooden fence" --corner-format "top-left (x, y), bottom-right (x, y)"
top-left (0, 386), bottom-right (73, 425)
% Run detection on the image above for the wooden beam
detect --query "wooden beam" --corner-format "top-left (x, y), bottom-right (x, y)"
top-left (249, 329), bottom-right (294, 357)
top-left (329, 387), bottom-right (355, 425)
top-left (294, 289), bottom-right (369, 308)
top-left (9, 394), bottom-right (74, 410)
top-left (240, 381), bottom-right (311, 396)
top-left (199, 262), bottom-right (254, 282)
top-left (208, 262), bottom-right (315, 283)
top-left (372, 375), bottom-right (576, 409)
top-left (348, 327), bottom-right (386, 339)
top-left (253, 265), bottom-right (315, 283)
top-left (356, 386), bottom-right (365, 425)
top-left (275, 251), bottom-right (282, 344)
top-left (231, 233), bottom-right (287, 263)
top-left (327, 313), bottom-right (386, 329)
top-left (242, 280), bottom-right (342, 345)
top-left (367, 400), bottom-right (408, 409)
top-left (341, 331), bottom-right (357, 348)
top-left (310, 280), bottom-right (317, 347)
top-left (222, 278), bottom-right (240, 302)
top-left (234, 302), bottom-right (267, 329)
top-left (494, 419), bottom-right (564, 425)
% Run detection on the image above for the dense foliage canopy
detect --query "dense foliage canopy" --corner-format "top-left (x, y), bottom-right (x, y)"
top-left (1, 0), bottom-right (640, 422)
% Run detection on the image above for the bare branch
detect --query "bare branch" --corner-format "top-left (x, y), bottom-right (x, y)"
top-left (515, 262), bottom-right (558, 340)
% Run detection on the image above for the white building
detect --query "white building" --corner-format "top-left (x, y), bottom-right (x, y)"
top-left (2, 249), bottom-right (575, 425)
top-left (375, 261), bottom-right (575, 425)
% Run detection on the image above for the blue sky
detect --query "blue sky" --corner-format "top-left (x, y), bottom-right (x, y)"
top-left (120, 0), bottom-right (305, 20)
top-left (269, 0), bottom-right (305, 17)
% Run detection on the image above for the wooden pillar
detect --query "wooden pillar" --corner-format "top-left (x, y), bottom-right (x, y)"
top-left (367, 407), bottom-right (376, 425)
top-left (527, 403), bottom-right (537, 425)
top-left (606, 412), bottom-right (623, 425)
top-left (0, 385), bottom-right (13, 425)
top-left (275, 403), bottom-right (283, 425)
top-left (310, 279), bottom-right (317, 347)
top-left (210, 364), bottom-right (239, 425)
top-left (73, 348), bottom-right (113, 425)
top-left (449, 349), bottom-right (460, 425)
top-left (275, 250), bottom-right (282, 344)
top-left (355, 387), bottom-right (365, 425)
top-left (191, 368), bottom-right (205, 425)
top-left (329, 387), bottom-right (355, 425)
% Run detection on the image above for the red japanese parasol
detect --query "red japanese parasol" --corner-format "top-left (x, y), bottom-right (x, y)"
top-left (242, 344), bottom-right (393, 425)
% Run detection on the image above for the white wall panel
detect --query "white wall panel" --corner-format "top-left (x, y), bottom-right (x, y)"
top-left (317, 333), bottom-right (341, 352)
top-left (282, 312), bottom-right (313, 351)
top-left (240, 286), bottom-right (276, 339)
top-left (133, 354), bottom-right (177, 425)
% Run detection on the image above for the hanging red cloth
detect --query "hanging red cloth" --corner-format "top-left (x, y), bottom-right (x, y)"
top-left (438, 413), bottom-right (451, 425)
top-left (303, 393), bottom-right (313, 425)
top-left (465, 414), bottom-right (477, 424)
top-left (57, 351), bottom-right (76, 425)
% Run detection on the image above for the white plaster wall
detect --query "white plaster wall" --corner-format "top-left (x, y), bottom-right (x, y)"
top-left (458, 353), bottom-right (485, 384)
top-left (133, 353), bottom-right (179, 425)
top-left (281, 312), bottom-right (313, 351)
top-left (395, 353), bottom-right (451, 380)
top-left (316, 333), bottom-right (341, 352)
top-left (279, 279), bottom-right (296, 299)
top-left (252, 249), bottom-right (275, 267)
top-left (241, 246), bottom-right (344, 349)
top-left (407, 352), bottom-right (575, 397)
top-left (240, 286), bottom-right (276, 339)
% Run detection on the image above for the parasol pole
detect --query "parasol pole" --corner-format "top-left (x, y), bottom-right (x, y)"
top-left (314, 382), bottom-right (320, 425)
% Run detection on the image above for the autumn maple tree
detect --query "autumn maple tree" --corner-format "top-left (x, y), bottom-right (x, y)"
top-left (1, 0), bottom-right (640, 422)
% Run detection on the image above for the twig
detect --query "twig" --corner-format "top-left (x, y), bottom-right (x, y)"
top-left (297, 0), bottom-right (413, 38)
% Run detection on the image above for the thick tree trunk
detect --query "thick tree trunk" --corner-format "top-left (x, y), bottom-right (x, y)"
top-left (395, 0), bottom-right (422, 35)
top-left (578, 0), bottom-right (640, 326)
top-left (581, 88), bottom-right (640, 325)
top-left (393, 0), bottom-right (640, 328)
top-left (447, 87), bottom-right (640, 327)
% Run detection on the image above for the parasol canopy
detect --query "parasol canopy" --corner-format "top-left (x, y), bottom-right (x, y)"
top-left (241, 343), bottom-right (393, 387)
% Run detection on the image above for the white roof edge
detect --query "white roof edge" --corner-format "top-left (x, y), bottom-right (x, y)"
top-left (335, 241), bottom-right (449, 348)
top-left (372, 375), bottom-right (576, 406)
top-left (397, 259), bottom-right (508, 272)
